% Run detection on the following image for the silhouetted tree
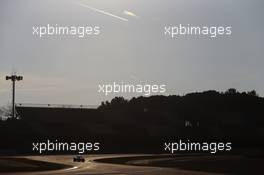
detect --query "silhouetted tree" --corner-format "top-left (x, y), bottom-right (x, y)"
top-left (247, 90), bottom-right (258, 97)
top-left (225, 88), bottom-right (237, 94)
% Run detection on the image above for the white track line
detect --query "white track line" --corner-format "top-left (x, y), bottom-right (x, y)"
top-left (66, 166), bottom-right (78, 171)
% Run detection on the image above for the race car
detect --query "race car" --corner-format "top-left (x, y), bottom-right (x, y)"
top-left (73, 155), bottom-right (85, 162)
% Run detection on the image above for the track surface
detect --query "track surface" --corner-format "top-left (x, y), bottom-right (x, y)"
top-left (1, 154), bottom-right (221, 175)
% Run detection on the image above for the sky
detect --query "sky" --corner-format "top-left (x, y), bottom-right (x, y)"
top-left (0, 0), bottom-right (264, 106)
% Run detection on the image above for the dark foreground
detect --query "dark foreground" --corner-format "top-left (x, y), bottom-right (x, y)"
top-left (0, 157), bottom-right (71, 172)
top-left (96, 154), bottom-right (264, 175)
top-left (0, 154), bottom-right (263, 175)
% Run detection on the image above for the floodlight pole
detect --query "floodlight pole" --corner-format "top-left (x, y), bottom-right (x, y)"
top-left (12, 79), bottom-right (15, 119)
top-left (6, 74), bottom-right (23, 119)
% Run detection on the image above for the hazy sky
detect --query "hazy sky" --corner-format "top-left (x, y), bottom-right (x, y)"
top-left (0, 0), bottom-right (264, 106)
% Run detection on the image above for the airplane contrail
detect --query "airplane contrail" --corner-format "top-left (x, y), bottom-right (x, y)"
top-left (74, 2), bottom-right (128, 22)
top-left (123, 10), bottom-right (139, 18)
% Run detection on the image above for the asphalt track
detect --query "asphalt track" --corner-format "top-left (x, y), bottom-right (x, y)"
top-left (0, 154), bottom-right (221, 175)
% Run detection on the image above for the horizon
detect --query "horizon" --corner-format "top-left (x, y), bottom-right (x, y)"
top-left (0, 88), bottom-right (261, 109)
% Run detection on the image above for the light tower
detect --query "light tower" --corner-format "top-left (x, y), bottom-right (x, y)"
top-left (6, 74), bottom-right (23, 119)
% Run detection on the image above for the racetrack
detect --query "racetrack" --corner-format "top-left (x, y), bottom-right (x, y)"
top-left (0, 154), bottom-right (220, 175)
